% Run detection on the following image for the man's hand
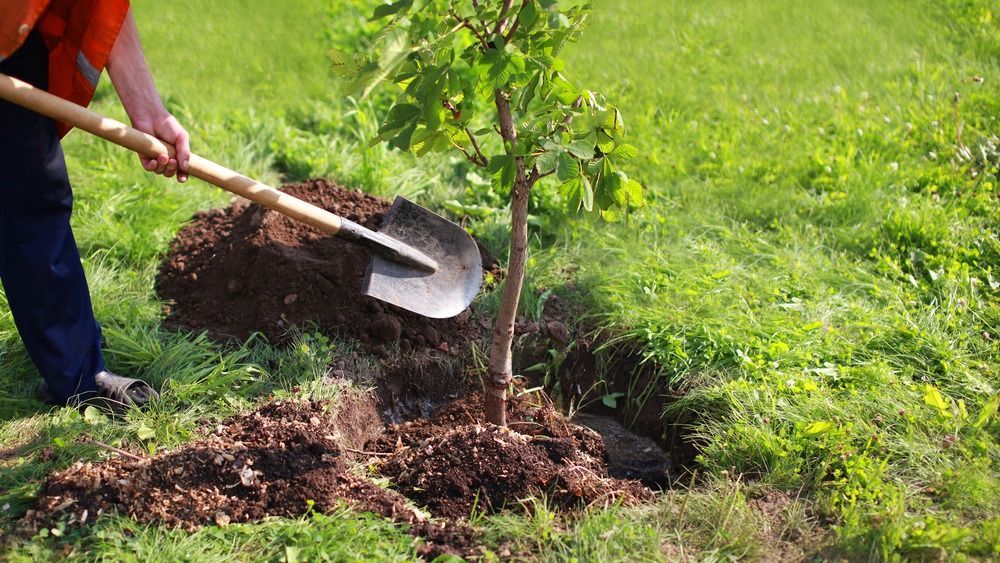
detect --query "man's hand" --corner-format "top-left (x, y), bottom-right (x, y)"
top-left (132, 113), bottom-right (190, 182)
top-left (106, 8), bottom-right (190, 183)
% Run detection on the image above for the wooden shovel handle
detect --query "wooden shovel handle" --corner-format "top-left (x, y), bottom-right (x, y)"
top-left (0, 72), bottom-right (344, 235)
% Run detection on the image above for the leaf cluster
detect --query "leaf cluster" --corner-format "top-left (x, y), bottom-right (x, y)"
top-left (330, 0), bottom-right (644, 220)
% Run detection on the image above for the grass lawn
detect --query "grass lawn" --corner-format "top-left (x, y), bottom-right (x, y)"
top-left (2, 0), bottom-right (998, 560)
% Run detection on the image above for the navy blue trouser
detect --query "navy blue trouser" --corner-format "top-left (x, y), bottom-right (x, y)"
top-left (1, 32), bottom-right (104, 404)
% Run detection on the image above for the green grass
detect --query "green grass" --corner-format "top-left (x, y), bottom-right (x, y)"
top-left (2, 0), bottom-right (999, 560)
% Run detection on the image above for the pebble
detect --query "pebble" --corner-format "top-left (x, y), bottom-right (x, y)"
top-left (283, 294), bottom-right (298, 305)
top-left (546, 320), bottom-right (570, 346)
top-left (249, 210), bottom-right (264, 228)
top-left (422, 326), bottom-right (440, 346)
top-left (370, 315), bottom-right (402, 343)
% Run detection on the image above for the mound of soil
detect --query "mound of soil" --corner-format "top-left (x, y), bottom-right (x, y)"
top-left (370, 394), bottom-right (652, 519)
top-left (156, 179), bottom-right (489, 350)
top-left (25, 394), bottom-right (649, 556)
top-left (24, 400), bottom-right (472, 558)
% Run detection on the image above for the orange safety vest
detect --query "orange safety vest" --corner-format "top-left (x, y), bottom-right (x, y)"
top-left (1, 0), bottom-right (130, 135)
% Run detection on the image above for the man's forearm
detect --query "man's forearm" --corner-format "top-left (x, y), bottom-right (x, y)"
top-left (106, 9), bottom-right (166, 125)
top-left (105, 8), bottom-right (190, 181)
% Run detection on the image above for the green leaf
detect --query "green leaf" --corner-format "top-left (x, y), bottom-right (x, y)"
top-left (489, 57), bottom-right (512, 87)
top-left (596, 130), bottom-right (615, 153)
top-left (972, 396), bottom-right (999, 429)
top-left (535, 150), bottom-right (559, 175)
top-left (552, 78), bottom-right (580, 104)
top-left (83, 406), bottom-right (108, 425)
top-left (560, 176), bottom-right (584, 212)
top-left (137, 423), bottom-right (156, 441)
top-left (625, 178), bottom-right (644, 208)
top-left (581, 175), bottom-right (594, 211)
top-left (600, 207), bottom-right (623, 222)
top-left (387, 122), bottom-right (417, 151)
top-left (518, 72), bottom-right (542, 113)
top-left (565, 139), bottom-right (595, 160)
top-left (560, 175), bottom-right (592, 212)
top-left (487, 155), bottom-right (510, 174)
top-left (803, 420), bottom-right (834, 436)
top-left (349, 27), bottom-right (416, 100)
top-left (555, 151), bottom-right (580, 182)
top-left (501, 157), bottom-right (518, 191)
top-left (601, 392), bottom-right (625, 408)
top-left (610, 143), bottom-right (638, 160)
top-left (411, 127), bottom-right (452, 156)
top-left (379, 103), bottom-right (422, 134)
top-left (609, 170), bottom-right (630, 207)
top-left (923, 384), bottom-right (952, 417)
top-left (549, 12), bottom-right (571, 30)
top-left (370, 0), bottom-right (412, 21)
top-left (519, 1), bottom-right (540, 30)
top-left (327, 49), bottom-right (362, 77)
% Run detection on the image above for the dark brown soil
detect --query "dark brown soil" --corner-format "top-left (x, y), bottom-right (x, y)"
top-left (23, 400), bottom-right (473, 559)
top-left (24, 395), bottom-right (650, 557)
top-left (156, 179), bottom-right (490, 350)
top-left (370, 393), bottom-right (653, 520)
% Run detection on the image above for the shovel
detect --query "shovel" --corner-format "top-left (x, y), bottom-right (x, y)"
top-left (0, 72), bottom-right (483, 319)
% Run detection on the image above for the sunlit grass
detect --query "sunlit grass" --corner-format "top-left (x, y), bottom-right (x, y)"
top-left (1, 0), bottom-right (997, 559)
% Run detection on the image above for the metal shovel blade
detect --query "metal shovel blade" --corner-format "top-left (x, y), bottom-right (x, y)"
top-left (362, 197), bottom-right (483, 319)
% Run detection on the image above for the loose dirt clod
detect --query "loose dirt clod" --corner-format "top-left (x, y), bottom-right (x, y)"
top-left (156, 179), bottom-right (488, 349)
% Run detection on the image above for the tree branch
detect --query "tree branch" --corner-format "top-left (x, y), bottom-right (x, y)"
top-left (456, 144), bottom-right (485, 167)
top-left (450, 9), bottom-right (490, 49)
top-left (529, 165), bottom-right (549, 185)
top-left (83, 438), bottom-right (147, 462)
top-left (504, 0), bottom-right (530, 44)
top-left (465, 127), bottom-right (488, 166)
top-left (493, 0), bottom-right (516, 40)
top-left (495, 90), bottom-right (518, 145)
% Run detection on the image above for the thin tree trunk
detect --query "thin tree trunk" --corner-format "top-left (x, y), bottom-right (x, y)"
top-left (485, 89), bottom-right (528, 426)
top-left (485, 179), bottom-right (529, 425)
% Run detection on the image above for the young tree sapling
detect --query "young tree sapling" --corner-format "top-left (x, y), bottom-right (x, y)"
top-left (333, 0), bottom-right (644, 425)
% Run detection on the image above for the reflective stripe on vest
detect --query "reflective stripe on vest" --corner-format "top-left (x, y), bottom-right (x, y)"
top-left (76, 51), bottom-right (100, 87)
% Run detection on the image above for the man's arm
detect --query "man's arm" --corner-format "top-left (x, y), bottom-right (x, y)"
top-left (106, 8), bottom-right (190, 183)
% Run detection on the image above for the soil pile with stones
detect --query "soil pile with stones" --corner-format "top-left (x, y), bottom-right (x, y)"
top-left (25, 395), bottom-right (650, 556)
top-left (157, 178), bottom-right (491, 351)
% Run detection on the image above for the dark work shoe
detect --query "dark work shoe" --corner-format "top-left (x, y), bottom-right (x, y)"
top-left (35, 372), bottom-right (158, 414)
top-left (93, 371), bottom-right (159, 412)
